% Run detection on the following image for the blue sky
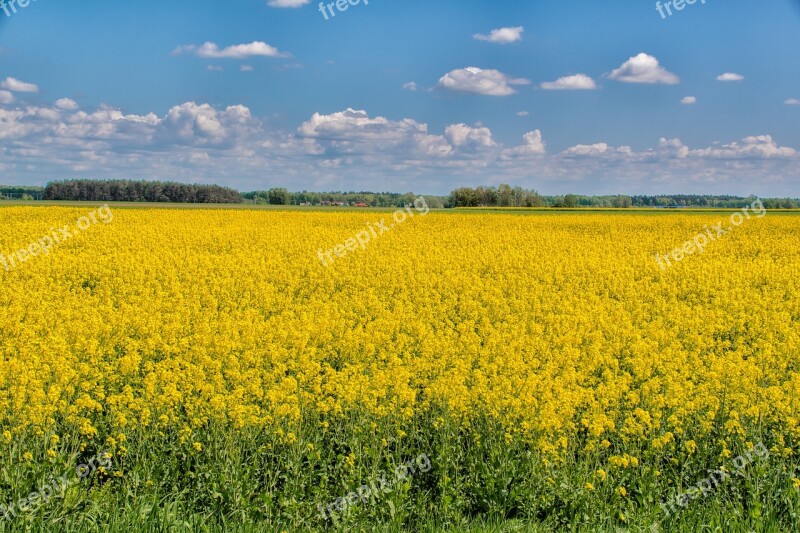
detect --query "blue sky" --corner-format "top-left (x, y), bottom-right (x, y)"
top-left (0, 0), bottom-right (798, 195)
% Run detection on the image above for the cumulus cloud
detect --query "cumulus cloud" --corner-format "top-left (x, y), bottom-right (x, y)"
top-left (540, 74), bottom-right (596, 90)
top-left (153, 103), bottom-right (257, 147)
top-left (717, 72), bottom-right (744, 82)
top-left (689, 135), bottom-right (796, 158)
top-left (502, 130), bottom-right (546, 157)
top-left (658, 137), bottom-right (690, 158)
top-left (298, 108), bottom-right (422, 141)
top-left (609, 53), bottom-right (679, 85)
top-left (55, 98), bottom-right (79, 110)
top-left (473, 27), bottom-right (524, 44)
top-left (173, 41), bottom-right (288, 59)
top-left (681, 96), bottom-right (697, 105)
top-left (403, 82), bottom-right (418, 91)
top-left (296, 108), bottom-right (454, 157)
top-left (0, 90), bottom-right (14, 104)
top-left (561, 143), bottom-right (633, 157)
top-left (437, 67), bottom-right (530, 96)
top-left (444, 124), bottom-right (495, 149)
top-left (1, 77), bottom-right (39, 93)
top-left (0, 97), bottom-right (796, 195)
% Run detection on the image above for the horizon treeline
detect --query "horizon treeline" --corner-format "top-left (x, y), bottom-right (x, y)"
top-left (251, 185), bottom-right (799, 209)
top-left (0, 185), bottom-right (45, 200)
top-left (244, 189), bottom-right (446, 208)
top-left (448, 185), bottom-right (799, 209)
top-left (43, 180), bottom-right (243, 204)
top-left (4, 180), bottom-right (797, 208)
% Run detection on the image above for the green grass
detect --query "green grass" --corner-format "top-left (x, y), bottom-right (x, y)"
top-left (1, 414), bottom-right (798, 532)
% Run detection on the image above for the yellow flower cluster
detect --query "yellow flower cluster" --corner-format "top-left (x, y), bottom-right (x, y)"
top-left (0, 207), bottom-right (798, 457)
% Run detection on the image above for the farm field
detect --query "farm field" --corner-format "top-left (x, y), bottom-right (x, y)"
top-left (1, 205), bottom-right (799, 531)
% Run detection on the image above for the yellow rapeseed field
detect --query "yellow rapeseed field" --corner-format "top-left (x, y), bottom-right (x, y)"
top-left (0, 205), bottom-right (798, 529)
top-left (1, 206), bottom-right (799, 448)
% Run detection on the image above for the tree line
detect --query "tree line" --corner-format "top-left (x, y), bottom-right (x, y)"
top-left (12, 180), bottom-right (800, 209)
top-left (244, 189), bottom-right (445, 208)
top-left (44, 180), bottom-right (243, 204)
top-left (447, 185), bottom-right (799, 209)
top-left (448, 186), bottom-right (634, 208)
top-left (449, 185), bottom-right (546, 208)
top-left (0, 186), bottom-right (45, 200)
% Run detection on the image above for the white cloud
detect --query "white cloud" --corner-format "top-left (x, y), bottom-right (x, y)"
top-left (503, 130), bottom-right (546, 157)
top-left (297, 108), bottom-right (453, 157)
top-left (207, 65), bottom-right (224, 71)
top-left (609, 53), bottom-right (679, 85)
top-left (445, 124), bottom-right (495, 149)
top-left (517, 111), bottom-right (529, 117)
top-left (403, 82), bottom-right (418, 91)
top-left (540, 74), bottom-right (596, 90)
top-left (658, 137), bottom-right (690, 158)
top-left (1, 77), bottom-right (39, 93)
top-left (690, 135), bottom-right (796, 158)
top-left (681, 96), bottom-right (697, 105)
top-left (241, 65), bottom-right (254, 72)
top-left (267, 0), bottom-right (309, 6)
top-left (298, 108), bottom-right (421, 141)
top-left (437, 67), bottom-right (530, 96)
top-left (0, 99), bottom-right (797, 196)
top-left (784, 98), bottom-right (800, 105)
top-left (717, 72), bottom-right (744, 82)
top-left (561, 143), bottom-right (633, 157)
top-left (0, 90), bottom-right (14, 104)
top-left (154, 102), bottom-right (256, 147)
top-left (55, 98), bottom-right (79, 110)
top-left (173, 41), bottom-right (288, 59)
top-left (473, 27), bottom-right (524, 44)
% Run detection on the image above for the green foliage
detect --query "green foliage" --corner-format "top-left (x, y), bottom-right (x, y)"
top-left (267, 188), bottom-right (290, 205)
top-left (449, 185), bottom-right (545, 208)
top-left (244, 190), bottom-right (447, 208)
top-left (43, 180), bottom-right (243, 204)
top-left (0, 186), bottom-right (44, 201)
top-left (1, 414), bottom-right (797, 531)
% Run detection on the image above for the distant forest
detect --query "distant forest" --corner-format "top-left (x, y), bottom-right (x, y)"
top-left (244, 189), bottom-right (446, 208)
top-left (3, 180), bottom-right (797, 208)
top-left (43, 180), bottom-right (243, 204)
top-left (0, 185), bottom-right (44, 200)
top-left (253, 185), bottom-right (799, 209)
top-left (448, 185), bottom-right (799, 209)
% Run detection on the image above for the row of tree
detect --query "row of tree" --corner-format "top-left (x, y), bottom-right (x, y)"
top-left (14, 180), bottom-right (800, 209)
top-left (447, 186), bottom-right (634, 208)
top-left (0, 186), bottom-right (45, 201)
top-left (447, 186), bottom-right (800, 209)
top-left (243, 189), bottom-right (446, 208)
top-left (629, 195), bottom-right (800, 209)
top-left (449, 185), bottom-right (546, 208)
top-left (44, 180), bottom-right (243, 204)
